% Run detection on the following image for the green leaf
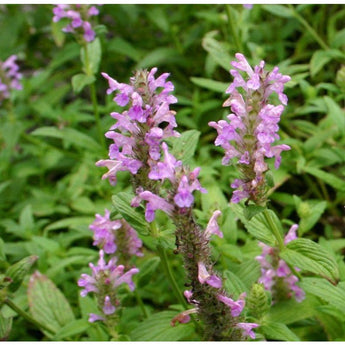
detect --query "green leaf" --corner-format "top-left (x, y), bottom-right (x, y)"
top-left (293, 196), bottom-right (327, 234)
top-left (81, 38), bottom-right (102, 75)
top-left (267, 298), bottom-right (315, 325)
top-left (112, 192), bottom-right (149, 235)
top-left (171, 130), bottom-right (200, 165)
top-left (246, 210), bottom-right (279, 246)
top-left (303, 166), bottom-right (345, 192)
top-left (224, 270), bottom-right (248, 298)
top-left (107, 37), bottom-right (141, 62)
top-left (0, 237), bottom-right (6, 261)
top-left (300, 277), bottom-right (345, 312)
top-left (281, 238), bottom-right (339, 282)
top-left (53, 319), bottom-right (90, 340)
top-left (51, 20), bottom-right (66, 47)
top-left (137, 256), bottom-right (161, 288)
top-left (6, 255), bottom-right (38, 292)
top-left (71, 74), bottom-right (96, 94)
top-left (190, 77), bottom-right (228, 93)
top-left (310, 49), bottom-right (344, 77)
top-left (130, 311), bottom-right (195, 341)
top-left (202, 32), bottom-right (232, 70)
top-left (45, 217), bottom-right (95, 232)
top-left (0, 311), bottom-right (12, 341)
top-left (323, 96), bottom-right (345, 137)
top-left (260, 321), bottom-right (300, 341)
top-left (261, 4), bottom-right (294, 18)
top-left (243, 205), bottom-right (265, 221)
top-left (136, 47), bottom-right (185, 69)
top-left (31, 127), bottom-right (102, 152)
top-left (28, 271), bottom-right (75, 336)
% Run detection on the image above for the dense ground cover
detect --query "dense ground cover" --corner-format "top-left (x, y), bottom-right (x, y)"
top-left (1, 3), bottom-right (345, 341)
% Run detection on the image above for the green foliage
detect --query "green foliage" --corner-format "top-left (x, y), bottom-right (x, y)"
top-left (1, 3), bottom-right (345, 341)
top-left (27, 272), bottom-right (75, 338)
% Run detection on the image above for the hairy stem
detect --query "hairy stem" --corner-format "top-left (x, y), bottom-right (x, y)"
top-left (5, 298), bottom-right (56, 335)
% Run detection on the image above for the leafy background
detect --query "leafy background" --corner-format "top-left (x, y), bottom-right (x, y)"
top-left (1, 3), bottom-right (345, 341)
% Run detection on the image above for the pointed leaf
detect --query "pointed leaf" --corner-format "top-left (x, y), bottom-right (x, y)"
top-left (81, 38), bottom-right (102, 75)
top-left (72, 73), bottom-right (96, 93)
top-left (202, 32), bottom-right (232, 70)
top-left (53, 319), bottom-right (90, 340)
top-left (281, 238), bottom-right (339, 282)
top-left (303, 166), bottom-right (345, 192)
top-left (171, 130), bottom-right (200, 165)
top-left (28, 271), bottom-right (75, 336)
top-left (190, 77), bottom-right (228, 93)
top-left (261, 4), bottom-right (293, 18)
top-left (130, 310), bottom-right (195, 341)
top-left (112, 192), bottom-right (149, 235)
top-left (300, 277), bottom-right (345, 312)
top-left (6, 255), bottom-right (38, 292)
top-left (261, 321), bottom-right (300, 341)
top-left (310, 49), bottom-right (344, 77)
top-left (0, 311), bottom-right (12, 341)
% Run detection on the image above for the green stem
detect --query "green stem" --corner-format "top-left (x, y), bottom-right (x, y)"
top-left (225, 4), bottom-right (243, 53)
top-left (134, 289), bottom-right (148, 319)
top-left (82, 44), bottom-right (106, 150)
top-left (156, 245), bottom-right (188, 309)
top-left (149, 222), bottom-right (187, 308)
top-left (287, 4), bottom-right (329, 50)
top-left (5, 298), bottom-right (55, 335)
top-left (263, 209), bottom-right (285, 250)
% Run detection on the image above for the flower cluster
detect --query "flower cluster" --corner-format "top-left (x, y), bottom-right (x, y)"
top-left (52, 4), bottom-right (101, 42)
top-left (90, 209), bottom-right (143, 259)
top-left (0, 55), bottom-right (22, 104)
top-left (78, 250), bottom-right (139, 322)
top-left (256, 224), bottom-right (305, 303)
top-left (209, 53), bottom-right (291, 205)
top-left (97, 68), bottom-right (179, 187)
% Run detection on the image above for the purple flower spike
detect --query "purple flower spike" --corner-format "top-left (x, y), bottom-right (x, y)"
top-left (236, 322), bottom-right (259, 339)
top-left (52, 4), bottom-right (101, 42)
top-left (209, 53), bottom-right (291, 205)
top-left (256, 225), bottom-right (305, 303)
top-left (0, 55), bottom-right (22, 103)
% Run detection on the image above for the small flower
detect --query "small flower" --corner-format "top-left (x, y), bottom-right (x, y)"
top-left (217, 292), bottom-right (246, 317)
top-left (197, 262), bottom-right (222, 288)
top-left (236, 322), bottom-right (259, 339)
top-left (204, 210), bottom-right (223, 239)
top-left (88, 313), bottom-right (105, 323)
top-left (103, 296), bottom-right (116, 315)
top-left (171, 308), bottom-right (198, 326)
top-left (136, 190), bottom-right (174, 222)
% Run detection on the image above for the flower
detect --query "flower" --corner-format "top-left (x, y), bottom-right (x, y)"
top-left (89, 209), bottom-right (143, 258)
top-left (204, 210), bottom-right (223, 239)
top-left (209, 53), bottom-right (291, 204)
top-left (236, 322), bottom-right (259, 339)
top-left (197, 261), bottom-right (222, 288)
top-left (135, 190), bottom-right (174, 222)
top-left (255, 224), bottom-right (305, 303)
top-left (52, 4), bottom-right (101, 42)
top-left (0, 55), bottom-right (22, 103)
top-left (78, 250), bottom-right (139, 297)
top-left (217, 292), bottom-right (246, 317)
